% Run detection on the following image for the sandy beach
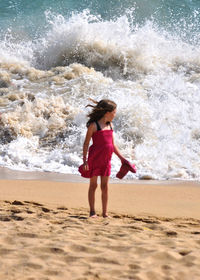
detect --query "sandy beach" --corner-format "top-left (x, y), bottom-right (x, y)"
top-left (0, 170), bottom-right (200, 280)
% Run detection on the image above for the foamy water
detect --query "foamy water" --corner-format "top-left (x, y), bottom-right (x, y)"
top-left (0, 10), bottom-right (200, 180)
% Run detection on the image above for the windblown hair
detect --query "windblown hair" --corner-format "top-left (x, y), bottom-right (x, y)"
top-left (86, 99), bottom-right (117, 127)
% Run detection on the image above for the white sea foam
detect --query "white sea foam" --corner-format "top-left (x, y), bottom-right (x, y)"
top-left (0, 11), bottom-right (200, 180)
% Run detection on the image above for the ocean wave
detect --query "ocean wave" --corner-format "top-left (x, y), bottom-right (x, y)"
top-left (0, 11), bottom-right (200, 180)
top-left (31, 11), bottom-right (200, 78)
top-left (1, 10), bottom-right (200, 78)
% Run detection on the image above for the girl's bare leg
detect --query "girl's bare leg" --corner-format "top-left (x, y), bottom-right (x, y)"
top-left (88, 176), bottom-right (98, 216)
top-left (100, 176), bottom-right (109, 217)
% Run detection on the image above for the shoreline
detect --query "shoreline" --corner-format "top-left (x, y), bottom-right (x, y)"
top-left (0, 166), bottom-right (199, 185)
top-left (0, 167), bottom-right (200, 219)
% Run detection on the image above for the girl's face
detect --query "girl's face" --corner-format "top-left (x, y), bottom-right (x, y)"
top-left (105, 108), bottom-right (117, 122)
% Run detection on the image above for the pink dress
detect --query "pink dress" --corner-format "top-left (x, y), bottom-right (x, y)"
top-left (87, 121), bottom-right (114, 177)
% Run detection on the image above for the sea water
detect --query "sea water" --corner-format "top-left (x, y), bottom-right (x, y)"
top-left (0, 0), bottom-right (200, 180)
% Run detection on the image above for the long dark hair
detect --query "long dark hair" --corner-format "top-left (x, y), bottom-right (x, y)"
top-left (86, 99), bottom-right (117, 127)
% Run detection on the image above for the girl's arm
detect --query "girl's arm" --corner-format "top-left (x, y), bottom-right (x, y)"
top-left (112, 132), bottom-right (125, 162)
top-left (83, 123), bottom-right (95, 169)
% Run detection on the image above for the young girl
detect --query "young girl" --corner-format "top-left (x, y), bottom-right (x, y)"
top-left (81, 99), bottom-right (125, 218)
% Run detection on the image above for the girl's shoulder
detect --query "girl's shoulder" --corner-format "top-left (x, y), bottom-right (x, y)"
top-left (87, 122), bottom-right (97, 133)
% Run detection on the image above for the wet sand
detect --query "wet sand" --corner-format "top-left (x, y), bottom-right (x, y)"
top-left (0, 168), bottom-right (200, 279)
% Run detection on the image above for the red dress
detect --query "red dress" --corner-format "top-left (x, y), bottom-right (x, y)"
top-left (87, 122), bottom-right (114, 177)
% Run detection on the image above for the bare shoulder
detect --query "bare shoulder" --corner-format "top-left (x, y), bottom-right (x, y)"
top-left (87, 122), bottom-right (97, 133)
top-left (84, 122), bottom-right (96, 143)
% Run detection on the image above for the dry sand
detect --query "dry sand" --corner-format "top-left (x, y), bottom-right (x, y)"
top-left (0, 174), bottom-right (200, 280)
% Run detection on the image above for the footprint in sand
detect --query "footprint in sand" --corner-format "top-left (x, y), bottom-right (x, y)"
top-left (18, 262), bottom-right (43, 270)
top-left (165, 231), bottom-right (178, 237)
top-left (0, 215), bottom-right (11, 221)
top-left (68, 214), bottom-right (88, 220)
top-left (45, 269), bottom-right (62, 276)
top-left (129, 264), bottom-right (141, 270)
top-left (10, 208), bottom-right (21, 214)
top-left (17, 233), bottom-right (38, 238)
top-left (70, 243), bottom-right (102, 254)
top-left (0, 213), bottom-right (24, 221)
top-left (0, 248), bottom-right (14, 256)
top-left (108, 245), bottom-right (132, 252)
top-left (90, 256), bottom-right (120, 265)
top-left (57, 206), bottom-right (68, 211)
top-left (24, 201), bottom-right (44, 207)
top-left (179, 250), bottom-right (192, 256)
top-left (133, 217), bottom-right (161, 224)
top-left (124, 225), bottom-right (144, 232)
top-left (63, 255), bottom-right (83, 264)
top-left (41, 207), bottom-right (51, 213)
top-left (33, 246), bottom-right (66, 255)
top-left (11, 215), bottom-right (24, 221)
top-left (11, 200), bottom-right (25, 206)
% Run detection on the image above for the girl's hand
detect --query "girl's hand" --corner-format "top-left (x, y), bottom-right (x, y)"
top-left (83, 162), bottom-right (89, 171)
top-left (120, 157), bottom-right (127, 164)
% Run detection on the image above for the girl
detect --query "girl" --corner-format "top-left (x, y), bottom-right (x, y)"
top-left (81, 99), bottom-right (125, 218)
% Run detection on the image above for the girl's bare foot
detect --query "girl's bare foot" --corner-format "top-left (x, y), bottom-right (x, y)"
top-left (90, 211), bottom-right (98, 218)
top-left (102, 213), bottom-right (111, 218)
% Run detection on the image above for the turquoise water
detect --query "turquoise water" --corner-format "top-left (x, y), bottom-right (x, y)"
top-left (1, 0), bottom-right (200, 41)
top-left (0, 0), bottom-right (200, 180)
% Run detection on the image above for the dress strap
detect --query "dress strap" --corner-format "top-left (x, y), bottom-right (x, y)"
top-left (95, 121), bottom-right (101, 131)
top-left (106, 122), bottom-right (113, 130)
top-left (95, 121), bottom-right (113, 130)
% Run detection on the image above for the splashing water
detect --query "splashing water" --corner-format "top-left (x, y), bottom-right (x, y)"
top-left (0, 6), bottom-right (200, 180)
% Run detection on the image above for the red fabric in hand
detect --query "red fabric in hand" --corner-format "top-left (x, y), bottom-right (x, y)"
top-left (116, 160), bottom-right (136, 179)
top-left (78, 164), bottom-right (90, 178)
